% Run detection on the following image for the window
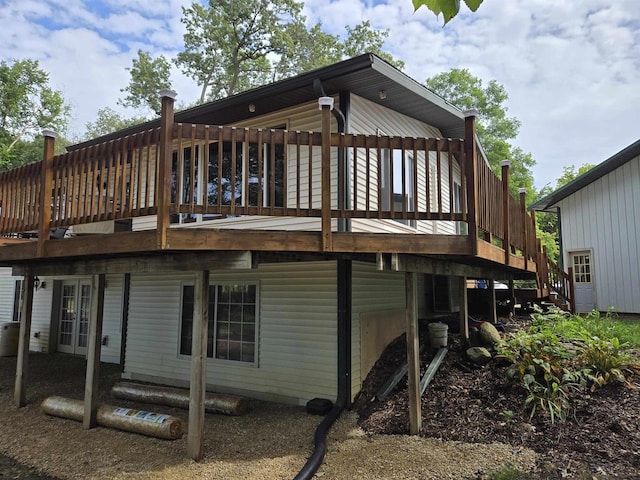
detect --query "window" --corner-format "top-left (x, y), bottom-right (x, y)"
top-left (379, 129), bottom-right (415, 227)
top-left (572, 254), bottom-right (592, 283)
top-left (12, 279), bottom-right (23, 322)
top-left (180, 283), bottom-right (258, 364)
top-left (453, 181), bottom-right (466, 235)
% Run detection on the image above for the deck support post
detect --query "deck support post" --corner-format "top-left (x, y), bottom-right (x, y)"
top-left (488, 279), bottom-right (497, 323)
top-left (519, 188), bottom-right (528, 269)
top-left (157, 90), bottom-right (177, 250)
top-left (463, 110), bottom-right (479, 256)
top-left (14, 272), bottom-right (35, 407)
top-left (188, 270), bottom-right (209, 461)
top-left (459, 276), bottom-right (469, 340)
top-left (319, 97), bottom-right (334, 252)
top-left (508, 279), bottom-right (516, 317)
top-left (83, 273), bottom-right (106, 429)
top-left (405, 272), bottom-right (421, 435)
top-left (567, 267), bottom-right (576, 313)
top-left (501, 160), bottom-right (511, 265)
top-left (38, 131), bottom-right (57, 257)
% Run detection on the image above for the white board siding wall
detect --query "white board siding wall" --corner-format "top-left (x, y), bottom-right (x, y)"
top-left (125, 261), bottom-right (338, 404)
top-left (22, 275), bottom-right (124, 362)
top-left (348, 94), bottom-right (462, 235)
top-left (0, 268), bottom-right (17, 322)
top-left (351, 261), bottom-right (409, 400)
top-left (557, 154), bottom-right (640, 313)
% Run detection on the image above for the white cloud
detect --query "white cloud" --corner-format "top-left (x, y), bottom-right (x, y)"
top-left (1, 0), bottom-right (638, 191)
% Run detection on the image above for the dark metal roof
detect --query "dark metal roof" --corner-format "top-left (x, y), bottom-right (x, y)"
top-left (531, 138), bottom-right (640, 211)
top-left (70, 54), bottom-right (465, 151)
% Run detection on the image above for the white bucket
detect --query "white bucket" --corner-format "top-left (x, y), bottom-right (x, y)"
top-left (428, 322), bottom-right (448, 348)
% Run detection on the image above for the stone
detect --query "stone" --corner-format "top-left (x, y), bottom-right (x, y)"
top-left (466, 347), bottom-right (492, 365)
top-left (479, 322), bottom-right (501, 347)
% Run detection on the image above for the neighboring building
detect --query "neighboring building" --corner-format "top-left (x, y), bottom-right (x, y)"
top-left (533, 139), bottom-right (640, 313)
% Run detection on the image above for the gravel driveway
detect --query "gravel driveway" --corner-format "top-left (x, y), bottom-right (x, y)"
top-left (0, 353), bottom-right (536, 479)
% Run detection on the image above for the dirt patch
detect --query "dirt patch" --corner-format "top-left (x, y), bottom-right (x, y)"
top-left (0, 352), bottom-right (537, 479)
top-left (354, 316), bottom-right (640, 479)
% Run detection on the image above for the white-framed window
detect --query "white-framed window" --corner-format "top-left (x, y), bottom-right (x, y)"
top-left (572, 254), bottom-right (592, 283)
top-left (453, 181), bottom-right (466, 235)
top-left (12, 279), bottom-right (23, 322)
top-left (378, 128), bottom-right (415, 227)
top-left (179, 282), bottom-right (258, 364)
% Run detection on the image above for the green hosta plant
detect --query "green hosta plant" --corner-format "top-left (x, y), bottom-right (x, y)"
top-left (580, 336), bottom-right (635, 390)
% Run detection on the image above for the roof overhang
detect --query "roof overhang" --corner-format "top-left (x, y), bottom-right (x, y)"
top-left (70, 54), bottom-right (465, 151)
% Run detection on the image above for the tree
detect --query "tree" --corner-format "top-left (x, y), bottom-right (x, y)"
top-left (119, 50), bottom-right (172, 115)
top-left (343, 21), bottom-right (404, 70)
top-left (425, 68), bottom-right (536, 198)
top-left (413, 0), bottom-right (483, 24)
top-left (0, 59), bottom-right (70, 168)
top-left (84, 107), bottom-right (148, 140)
top-left (175, 0), bottom-right (303, 103)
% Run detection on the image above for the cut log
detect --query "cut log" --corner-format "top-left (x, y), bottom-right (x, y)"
top-left (41, 396), bottom-right (183, 440)
top-left (111, 381), bottom-right (249, 416)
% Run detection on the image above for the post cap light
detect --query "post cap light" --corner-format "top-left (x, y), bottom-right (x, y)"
top-left (463, 108), bottom-right (479, 118)
top-left (318, 96), bottom-right (334, 110)
top-left (42, 129), bottom-right (58, 138)
top-left (159, 89), bottom-right (178, 99)
top-left (500, 159), bottom-right (511, 167)
top-left (518, 188), bottom-right (527, 194)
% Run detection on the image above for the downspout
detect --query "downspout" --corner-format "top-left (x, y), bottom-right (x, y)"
top-left (295, 84), bottom-right (352, 480)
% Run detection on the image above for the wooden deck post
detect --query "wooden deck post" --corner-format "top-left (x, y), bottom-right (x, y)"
top-left (567, 267), bottom-right (576, 313)
top-left (319, 97), bottom-right (334, 252)
top-left (188, 270), bottom-right (209, 461)
top-left (519, 188), bottom-right (528, 269)
top-left (157, 90), bottom-right (177, 250)
top-left (459, 276), bottom-right (469, 340)
top-left (14, 272), bottom-right (35, 407)
top-left (488, 279), bottom-right (497, 323)
top-left (501, 160), bottom-right (511, 265)
top-left (83, 273), bottom-right (106, 429)
top-left (38, 131), bottom-right (57, 257)
top-left (508, 279), bottom-right (516, 317)
top-left (405, 272), bottom-right (421, 435)
top-left (463, 110), bottom-right (479, 256)
top-left (530, 209), bottom-right (537, 266)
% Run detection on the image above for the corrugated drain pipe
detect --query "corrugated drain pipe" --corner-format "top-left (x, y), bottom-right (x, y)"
top-left (294, 83), bottom-right (350, 480)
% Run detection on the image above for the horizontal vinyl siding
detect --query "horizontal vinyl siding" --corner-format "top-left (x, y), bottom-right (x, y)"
top-left (125, 262), bottom-right (338, 404)
top-left (0, 268), bottom-right (16, 322)
top-left (558, 154), bottom-right (640, 313)
top-left (351, 261), bottom-right (407, 399)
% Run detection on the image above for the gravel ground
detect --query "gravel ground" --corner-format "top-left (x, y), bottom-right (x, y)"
top-left (0, 353), bottom-right (536, 479)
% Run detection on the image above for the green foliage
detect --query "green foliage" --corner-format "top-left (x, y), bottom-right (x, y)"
top-left (119, 50), bottom-right (172, 114)
top-left (0, 58), bottom-right (70, 168)
top-left (84, 107), bottom-right (147, 141)
top-left (424, 68), bottom-right (535, 199)
top-left (343, 21), bottom-right (404, 70)
top-left (413, 0), bottom-right (483, 24)
top-left (497, 309), bottom-right (640, 422)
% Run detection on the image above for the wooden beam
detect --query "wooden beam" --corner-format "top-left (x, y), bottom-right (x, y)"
top-left (459, 276), bottom-right (469, 340)
top-left (83, 273), bottom-right (106, 429)
top-left (488, 279), bottom-right (497, 323)
top-left (156, 90), bottom-right (176, 250)
top-left (188, 270), bottom-right (209, 461)
top-left (37, 132), bottom-right (56, 257)
top-left (13, 251), bottom-right (253, 277)
top-left (14, 272), bottom-right (35, 407)
top-left (501, 160), bottom-right (511, 266)
top-left (405, 271), bottom-right (421, 435)
top-left (389, 253), bottom-right (516, 280)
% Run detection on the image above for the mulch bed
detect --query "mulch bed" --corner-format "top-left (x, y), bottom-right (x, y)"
top-left (353, 316), bottom-right (640, 479)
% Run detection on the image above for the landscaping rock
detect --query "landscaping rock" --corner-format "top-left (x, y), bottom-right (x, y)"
top-left (466, 347), bottom-right (492, 365)
top-left (479, 322), bottom-right (501, 347)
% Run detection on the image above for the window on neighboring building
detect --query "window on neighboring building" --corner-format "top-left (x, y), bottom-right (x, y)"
top-left (12, 279), bottom-right (23, 322)
top-left (180, 283), bottom-right (258, 364)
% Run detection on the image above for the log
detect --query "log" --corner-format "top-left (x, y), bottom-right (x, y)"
top-left (111, 381), bottom-right (249, 416)
top-left (41, 396), bottom-right (183, 440)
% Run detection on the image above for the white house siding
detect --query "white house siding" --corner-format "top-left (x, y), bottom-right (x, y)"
top-left (351, 261), bottom-right (409, 400)
top-left (348, 94), bottom-right (461, 235)
top-left (20, 275), bottom-right (123, 362)
top-left (557, 154), bottom-right (640, 313)
top-left (0, 268), bottom-right (17, 322)
top-left (124, 261), bottom-right (338, 405)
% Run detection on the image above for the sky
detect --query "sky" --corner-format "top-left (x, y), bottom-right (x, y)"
top-left (1, 0), bottom-right (639, 190)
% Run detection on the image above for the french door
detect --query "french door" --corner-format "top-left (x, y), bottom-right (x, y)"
top-left (57, 280), bottom-right (92, 356)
